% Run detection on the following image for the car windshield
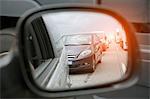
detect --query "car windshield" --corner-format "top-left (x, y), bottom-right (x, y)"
top-left (65, 34), bottom-right (92, 46)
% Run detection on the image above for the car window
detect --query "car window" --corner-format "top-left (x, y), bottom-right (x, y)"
top-left (94, 34), bottom-right (101, 44)
top-left (65, 34), bottom-right (92, 45)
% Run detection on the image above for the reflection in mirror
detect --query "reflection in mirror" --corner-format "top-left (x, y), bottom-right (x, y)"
top-left (25, 11), bottom-right (128, 91)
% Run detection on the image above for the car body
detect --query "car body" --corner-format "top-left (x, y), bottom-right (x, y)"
top-left (120, 40), bottom-right (128, 51)
top-left (119, 38), bottom-right (128, 51)
top-left (100, 37), bottom-right (109, 51)
top-left (96, 33), bottom-right (109, 51)
top-left (123, 41), bottom-right (128, 50)
top-left (0, 1), bottom-right (149, 98)
top-left (115, 35), bottom-right (121, 43)
top-left (64, 34), bottom-right (103, 74)
top-left (115, 31), bottom-right (122, 44)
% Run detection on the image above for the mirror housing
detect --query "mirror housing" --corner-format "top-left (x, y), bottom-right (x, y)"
top-left (16, 4), bottom-right (140, 97)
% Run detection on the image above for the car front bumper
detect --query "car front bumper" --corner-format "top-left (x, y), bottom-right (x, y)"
top-left (68, 55), bottom-right (94, 74)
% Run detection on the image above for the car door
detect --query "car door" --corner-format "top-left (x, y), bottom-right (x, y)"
top-left (93, 35), bottom-right (102, 64)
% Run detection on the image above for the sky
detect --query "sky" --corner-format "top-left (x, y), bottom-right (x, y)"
top-left (42, 11), bottom-right (126, 42)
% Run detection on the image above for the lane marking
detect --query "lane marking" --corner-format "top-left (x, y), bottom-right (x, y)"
top-left (121, 63), bottom-right (127, 75)
top-left (84, 73), bottom-right (92, 83)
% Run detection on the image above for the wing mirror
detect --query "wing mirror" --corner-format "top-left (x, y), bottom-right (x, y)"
top-left (16, 4), bottom-right (139, 97)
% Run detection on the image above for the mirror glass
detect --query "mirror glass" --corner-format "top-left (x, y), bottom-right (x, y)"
top-left (25, 11), bottom-right (128, 91)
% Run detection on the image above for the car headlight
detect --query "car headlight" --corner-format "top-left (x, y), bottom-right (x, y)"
top-left (78, 49), bottom-right (92, 59)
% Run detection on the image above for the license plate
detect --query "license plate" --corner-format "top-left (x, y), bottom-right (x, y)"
top-left (68, 61), bottom-right (72, 65)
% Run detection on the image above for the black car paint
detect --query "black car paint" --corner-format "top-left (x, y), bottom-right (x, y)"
top-left (66, 34), bottom-right (102, 74)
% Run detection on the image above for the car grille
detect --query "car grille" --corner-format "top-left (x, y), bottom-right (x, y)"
top-left (67, 55), bottom-right (76, 60)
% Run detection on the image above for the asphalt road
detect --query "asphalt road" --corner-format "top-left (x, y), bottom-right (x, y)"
top-left (68, 41), bottom-right (128, 88)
